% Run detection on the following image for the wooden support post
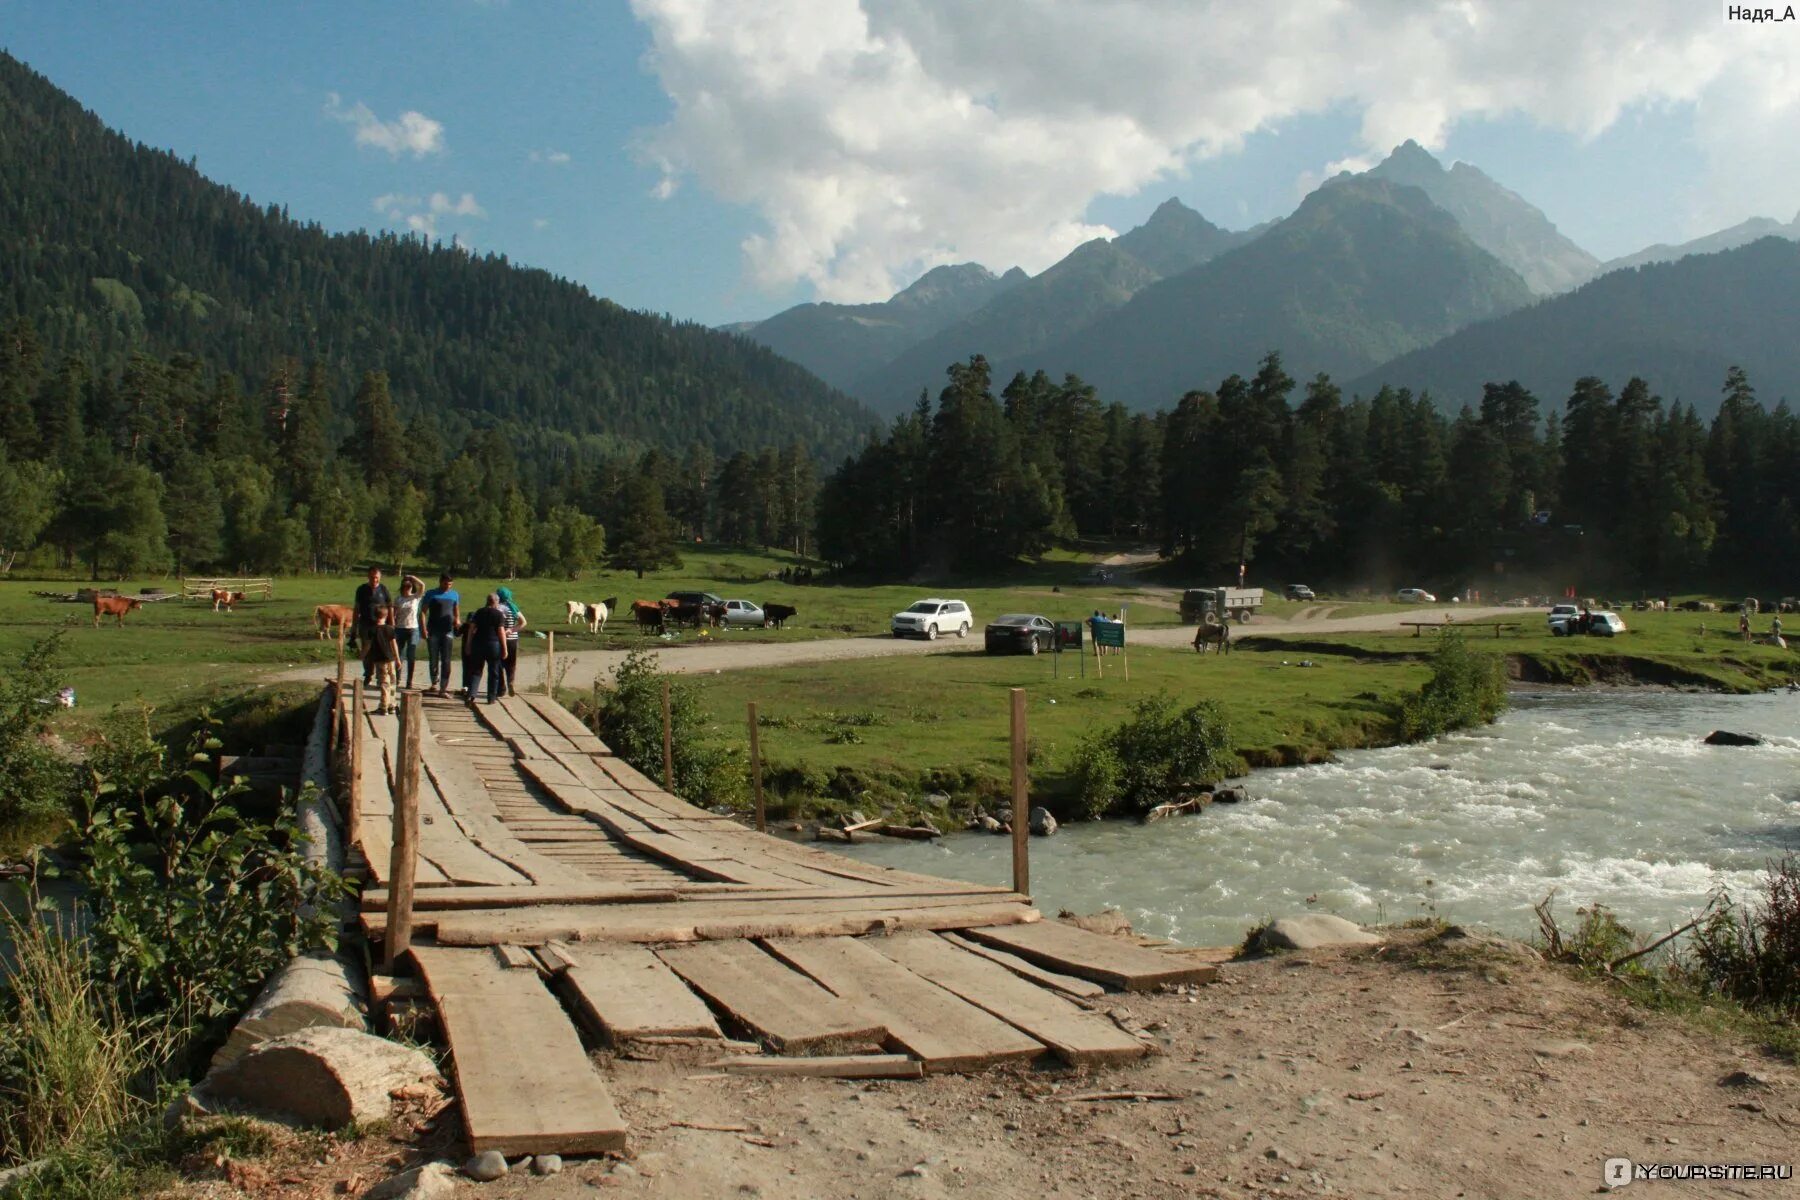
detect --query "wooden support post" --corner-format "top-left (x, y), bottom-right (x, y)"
top-left (348, 680), bottom-right (364, 848)
top-left (1010, 687), bottom-right (1029, 898)
top-left (661, 677), bottom-right (674, 792)
top-left (545, 629), bottom-right (556, 696)
top-left (329, 679), bottom-right (343, 754)
top-left (335, 623), bottom-right (347, 690)
top-left (384, 692), bottom-right (423, 971)
top-left (747, 701), bottom-right (766, 833)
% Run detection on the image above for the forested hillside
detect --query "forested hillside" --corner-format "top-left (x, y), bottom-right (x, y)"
top-left (0, 52), bottom-right (874, 465)
top-left (1351, 240), bottom-right (1800, 416)
top-left (0, 52), bottom-right (846, 580)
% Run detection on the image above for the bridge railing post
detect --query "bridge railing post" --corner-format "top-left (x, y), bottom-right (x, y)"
top-left (1010, 687), bottom-right (1029, 898)
top-left (348, 679), bottom-right (364, 848)
top-left (747, 700), bottom-right (766, 833)
top-left (661, 678), bottom-right (675, 792)
top-left (384, 691), bottom-right (422, 971)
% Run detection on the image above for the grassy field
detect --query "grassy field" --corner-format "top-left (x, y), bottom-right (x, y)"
top-left (681, 641), bottom-right (1431, 820)
top-left (0, 543), bottom-right (1194, 730)
top-left (1244, 607), bottom-right (1800, 692)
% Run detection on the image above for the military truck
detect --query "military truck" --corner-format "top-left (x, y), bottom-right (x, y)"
top-left (1180, 586), bottom-right (1264, 624)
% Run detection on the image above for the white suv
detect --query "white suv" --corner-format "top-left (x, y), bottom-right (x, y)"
top-left (891, 598), bottom-right (973, 640)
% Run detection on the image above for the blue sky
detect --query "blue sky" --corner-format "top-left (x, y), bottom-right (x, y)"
top-left (2, 2), bottom-right (1790, 325)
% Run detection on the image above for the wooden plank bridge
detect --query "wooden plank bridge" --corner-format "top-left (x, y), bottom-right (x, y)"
top-left (342, 690), bottom-right (1217, 1157)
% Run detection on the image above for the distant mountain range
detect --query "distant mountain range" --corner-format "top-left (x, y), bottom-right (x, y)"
top-left (731, 141), bottom-right (1800, 419)
top-left (1349, 238), bottom-right (1800, 413)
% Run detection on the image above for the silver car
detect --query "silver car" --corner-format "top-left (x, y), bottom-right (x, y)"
top-left (720, 599), bottom-right (765, 626)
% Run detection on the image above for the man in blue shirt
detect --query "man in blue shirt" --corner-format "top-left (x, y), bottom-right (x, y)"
top-left (419, 573), bottom-right (462, 695)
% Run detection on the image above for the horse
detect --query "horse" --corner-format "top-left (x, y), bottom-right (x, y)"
top-left (315, 603), bottom-right (354, 641)
top-left (1192, 620), bottom-right (1231, 655)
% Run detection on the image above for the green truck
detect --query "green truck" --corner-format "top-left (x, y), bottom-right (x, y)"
top-left (1179, 586), bottom-right (1264, 624)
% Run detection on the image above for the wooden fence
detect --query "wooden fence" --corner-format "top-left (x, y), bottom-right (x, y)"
top-left (182, 577), bottom-right (275, 600)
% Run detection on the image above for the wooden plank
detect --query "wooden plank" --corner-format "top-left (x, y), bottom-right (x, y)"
top-left (412, 947), bottom-right (626, 1155)
top-left (560, 945), bottom-right (724, 1043)
top-left (518, 694), bottom-right (609, 751)
top-left (763, 936), bottom-right (1043, 1073)
top-left (494, 943), bottom-right (538, 970)
top-left (656, 941), bottom-right (882, 1052)
top-left (962, 921), bottom-right (1217, 991)
top-left (366, 709), bottom-right (530, 888)
top-left (359, 885), bottom-right (680, 912)
top-left (373, 896), bottom-right (1039, 947)
top-left (871, 934), bottom-right (1146, 1066)
top-left (941, 931), bottom-right (1106, 998)
top-left (704, 1055), bottom-right (922, 1080)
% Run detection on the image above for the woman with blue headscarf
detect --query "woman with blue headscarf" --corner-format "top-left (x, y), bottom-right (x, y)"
top-left (495, 585), bottom-right (527, 697)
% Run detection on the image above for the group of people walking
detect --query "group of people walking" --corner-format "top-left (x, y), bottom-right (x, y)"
top-left (350, 566), bottom-right (529, 710)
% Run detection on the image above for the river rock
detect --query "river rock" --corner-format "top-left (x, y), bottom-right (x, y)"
top-left (205, 1026), bottom-right (439, 1128)
top-left (365, 1162), bottom-right (458, 1200)
top-left (1704, 730), bottom-right (1763, 747)
top-left (1254, 915), bottom-right (1382, 952)
top-left (531, 1154), bottom-right (564, 1176)
top-left (1060, 907), bottom-right (1133, 937)
top-left (1431, 925), bottom-right (1541, 964)
top-left (920, 791), bottom-right (951, 809)
top-left (972, 813), bottom-right (1002, 833)
top-left (464, 1150), bottom-right (509, 1181)
top-left (1212, 786), bottom-right (1248, 804)
top-left (1720, 1069), bottom-right (1772, 1088)
top-left (1029, 806), bottom-right (1058, 836)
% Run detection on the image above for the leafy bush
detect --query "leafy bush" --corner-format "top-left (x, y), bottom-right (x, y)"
top-left (0, 635), bottom-right (77, 841)
top-left (1688, 853), bottom-right (1800, 1016)
top-left (1398, 631), bottom-right (1508, 741)
top-left (72, 715), bottom-right (349, 1037)
top-left (1064, 694), bottom-right (1233, 819)
top-left (582, 649), bottom-right (729, 803)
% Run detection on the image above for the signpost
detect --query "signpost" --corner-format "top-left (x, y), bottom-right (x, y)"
top-left (1093, 617), bottom-right (1127, 680)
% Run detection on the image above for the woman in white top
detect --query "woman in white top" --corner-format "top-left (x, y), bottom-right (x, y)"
top-left (395, 575), bottom-right (425, 689)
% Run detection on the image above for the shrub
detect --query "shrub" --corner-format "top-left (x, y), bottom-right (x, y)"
top-left (1688, 853), bottom-right (1800, 1016)
top-left (1398, 631), bottom-right (1508, 741)
top-left (583, 649), bottom-right (728, 804)
top-left (72, 715), bottom-right (349, 1039)
top-left (0, 634), bottom-right (77, 841)
top-left (1064, 694), bottom-right (1233, 819)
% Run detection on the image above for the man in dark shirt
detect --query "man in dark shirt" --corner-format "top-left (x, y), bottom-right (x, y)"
top-left (352, 566), bottom-right (392, 685)
top-left (420, 573), bottom-right (462, 696)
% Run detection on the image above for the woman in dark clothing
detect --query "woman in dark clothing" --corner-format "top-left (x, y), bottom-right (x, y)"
top-left (464, 593), bottom-right (509, 704)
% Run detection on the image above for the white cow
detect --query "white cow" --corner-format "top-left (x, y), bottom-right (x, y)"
top-left (566, 600), bottom-right (585, 625)
top-left (585, 599), bottom-right (614, 634)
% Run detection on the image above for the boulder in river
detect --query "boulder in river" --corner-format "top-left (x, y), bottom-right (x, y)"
top-left (1253, 914), bottom-right (1382, 952)
top-left (1703, 730), bottom-right (1763, 747)
top-left (1029, 806), bottom-right (1059, 836)
top-left (1212, 785), bottom-right (1249, 804)
top-left (971, 813), bottom-right (1002, 833)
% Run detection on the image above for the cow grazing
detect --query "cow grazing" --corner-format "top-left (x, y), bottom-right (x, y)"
top-left (763, 603), bottom-right (797, 629)
top-left (632, 600), bottom-right (667, 634)
top-left (314, 603), bottom-right (354, 641)
top-left (1192, 621), bottom-right (1231, 655)
top-left (211, 589), bottom-right (246, 613)
top-left (92, 595), bottom-right (143, 628)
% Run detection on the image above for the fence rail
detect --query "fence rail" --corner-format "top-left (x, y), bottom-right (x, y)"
top-left (182, 577), bottom-right (275, 600)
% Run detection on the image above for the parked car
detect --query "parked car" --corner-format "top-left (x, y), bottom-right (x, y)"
top-left (891, 598), bottom-right (973, 640)
top-left (1284, 584), bottom-right (1316, 601)
top-left (1083, 567), bottom-right (1115, 583)
top-left (984, 613), bottom-right (1055, 655)
top-left (1547, 603), bottom-right (1579, 633)
top-left (665, 590), bottom-right (724, 607)
top-left (1588, 611), bottom-right (1627, 637)
top-left (1396, 588), bottom-right (1437, 603)
top-left (719, 599), bottom-right (765, 626)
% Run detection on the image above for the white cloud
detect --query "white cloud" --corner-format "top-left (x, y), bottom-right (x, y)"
top-left (373, 191), bottom-right (486, 237)
top-left (326, 93), bottom-right (446, 158)
top-left (529, 148), bottom-right (574, 165)
top-left (630, 0), bottom-right (1800, 302)
top-left (533, 217), bottom-right (551, 229)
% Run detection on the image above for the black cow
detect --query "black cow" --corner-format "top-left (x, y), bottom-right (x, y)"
top-left (764, 603), bottom-right (797, 629)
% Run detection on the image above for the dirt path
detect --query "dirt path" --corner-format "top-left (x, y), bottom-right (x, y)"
top-left (268, 606), bottom-right (1536, 692)
top-left (217, 927), bottom-right (1797, 1199)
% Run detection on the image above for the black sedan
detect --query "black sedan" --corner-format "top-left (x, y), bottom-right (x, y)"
top-left (984, 613), bottom-right (1055, 655)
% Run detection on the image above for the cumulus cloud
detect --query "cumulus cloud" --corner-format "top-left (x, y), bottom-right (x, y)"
top-left (326, 93), bottom-right (446, 158)
top-left (630, 0), bottom-right (1800, 302)
top-left (373, 191), bottom-right (486, 237)
top-left (529, 148), bottom-right (574, 165)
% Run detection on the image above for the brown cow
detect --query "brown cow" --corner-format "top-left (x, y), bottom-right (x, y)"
top-left (632, 600), bottom-right (667, 634)
top-left (315, 603), bottom-right (354, 641)
top-left (92, 595), bottom-right (142, 628)
top-left (211, 588), bottom-right (246, 612)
